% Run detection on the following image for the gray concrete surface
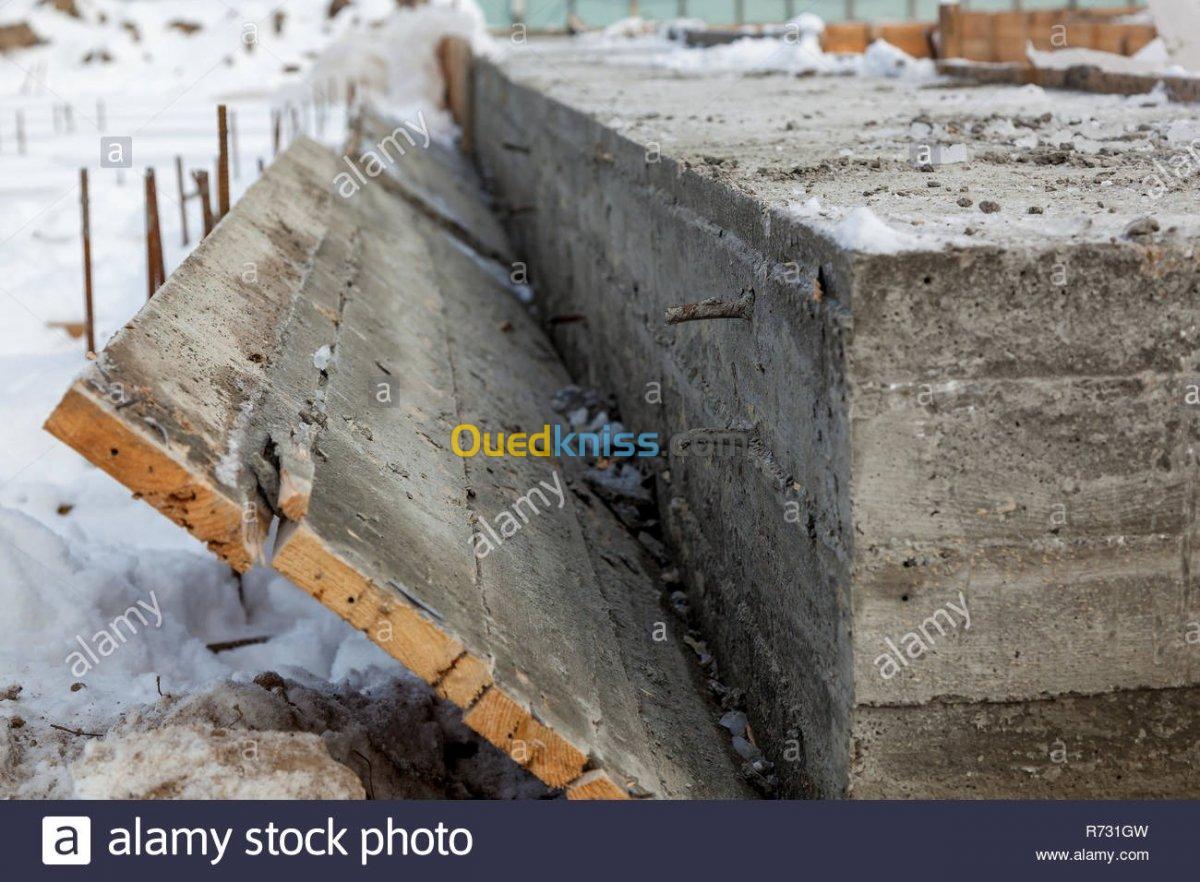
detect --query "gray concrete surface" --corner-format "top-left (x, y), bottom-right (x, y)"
top-left (471, 37), bottom-right (1200, 797)
top-left (47, 135), bottom-right (754, 800)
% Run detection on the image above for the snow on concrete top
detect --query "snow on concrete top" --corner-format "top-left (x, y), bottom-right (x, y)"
top-left (495, 37), bottom-right (1200, 253)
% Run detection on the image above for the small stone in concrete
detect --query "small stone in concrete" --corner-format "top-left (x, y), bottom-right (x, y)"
top-left (1124, 216), bottom-right (1160, 239)
top-left (719, 710), bottom-right (748, 738)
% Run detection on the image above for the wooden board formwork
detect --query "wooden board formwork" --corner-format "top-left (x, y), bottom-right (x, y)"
top-left (45, 122), bottom-right (753, 800)
top-left (938, 3), bottom-right (1158, 62)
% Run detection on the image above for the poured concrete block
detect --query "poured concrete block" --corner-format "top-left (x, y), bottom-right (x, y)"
top-left (471, 40), bottom-right (1200, 797)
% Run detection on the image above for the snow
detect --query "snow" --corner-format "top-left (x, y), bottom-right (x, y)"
top-left (589, 15), bottom-right (935, 82)
top-left (825, 206), bottom-right (923, 254)
top-left (1026, 42), bottom-right (1195, 79)
top-left (639, 33), bottom-right (936, 79)
top-left (73, 723), bottom-right (367, 799)
top-left (1148, 0), bottom-right (1200, 73)
top-left (783, 200), bottom-right (928, 255)
top-left (861, 38), bottom-right (936, 80)
top-left (0, 0), bottom-right (499, 798)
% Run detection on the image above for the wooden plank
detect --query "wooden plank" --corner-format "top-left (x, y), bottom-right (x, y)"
top-left (1124, 23), bottom-right (1159, 55)
top-left (942, 8), bottom-right (1157, 61)
top-left (875, 23), bottom-right (934, 59)
top-left (938, 2), bottom-right (963, 59)
top-left (960, 10), bottom-right (997, 62)
top-left (992, 11), bottom-right (1029, 64)
top-left (567, 770), bottom-right (632, 800)
top-left (1093, 22), bottom-right (1128, 55)
top-left (45, 132), bottom-right (753, 800)
top-left (821, 22), bottom-right (871, 55)
top-left (1028, 10), bottom-right (1067, 52)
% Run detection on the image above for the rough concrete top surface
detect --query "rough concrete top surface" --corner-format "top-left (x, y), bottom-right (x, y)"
top-left (494, 38), bottom-right (1200, 252)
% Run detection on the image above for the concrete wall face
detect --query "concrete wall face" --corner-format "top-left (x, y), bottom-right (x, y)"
top-left (472, 58), bottom-right (1200, 797)
top-left (474, 66), bottom-right (858, 796)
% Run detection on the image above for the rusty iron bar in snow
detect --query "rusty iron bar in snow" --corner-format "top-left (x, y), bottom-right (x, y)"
top-left (175, 155), bottom-right (189, 246)
top-left (665, 294), bottom-right (754, 325)
top-left (230, 108), bottom-right (240, 180)
top-left (144, 169), bottom-right (165, 299)
top-left (217, 104), bottom-right (231, 219)
top-left (79, 168), bottom-right (95, 355)
top-left (192, 169), bottom-right (215, 238)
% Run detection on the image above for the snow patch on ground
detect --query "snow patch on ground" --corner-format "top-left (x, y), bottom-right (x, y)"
top-left (589, 15), bottom-right (936, 81)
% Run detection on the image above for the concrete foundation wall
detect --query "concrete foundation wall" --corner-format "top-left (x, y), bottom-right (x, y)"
top-left (474, 66), bottom-right (857, 796)
top-left (470, 53), bottom-right (1200, 797)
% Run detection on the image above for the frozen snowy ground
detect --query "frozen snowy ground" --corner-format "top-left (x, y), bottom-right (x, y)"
top-left (0, 0), bottom-right (512, 798)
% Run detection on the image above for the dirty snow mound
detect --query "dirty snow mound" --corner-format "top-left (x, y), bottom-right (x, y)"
top-left (73, 723), bottom-right (366, 799)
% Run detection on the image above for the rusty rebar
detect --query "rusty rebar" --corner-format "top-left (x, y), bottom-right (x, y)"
top-left (144, 169), bottom-right (165, 299)
top-left (665, 294), bottom-right (754, 325)
top-left (79, 168), bottom-right (95, 354)
top-left (193, 169), bottom-right (214, 237)
top-left (217, 104), bottom-right (230, 219)
top-left (175, 155), bottom-right (189, 246)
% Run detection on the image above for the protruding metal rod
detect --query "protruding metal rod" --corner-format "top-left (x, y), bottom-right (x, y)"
top-left (230, 108), bottom-right (240, 180)
top-left (175, 155), bottom-right (189, 246)
top-left (144, 169), bottom-right (165, 299)
top-left (193, 169), bottom-right (214, 237)
top-left (79, 168), bottom-right (95, 355)
top-left (217, 104), bottom-right (230, 219)
top-left (665, 294), bottom-right (754, 324)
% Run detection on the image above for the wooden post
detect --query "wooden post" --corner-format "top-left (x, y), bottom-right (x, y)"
top-left (939, 2), bottom-right (964, 58)
top-left (193, 169), bottom-right (214, 237)
top-left (79, 168), bottom-right (95, 355)
top-left (289, 104), bottom-right (299, 141)
top-left (144, 169), bottom-right (165, 299)
top-left (16, 110), bottom-right (25, 155)
top-left (272, 108), bottom-right (280, 157)
top-left (175, 155), bottom-right (189, 246)
top-left (257, 157), bottom-right (265, 174)
top-left (230, 108), bottom-right (240, 180)
top-left (217, 105), bottom-right (230, 219)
